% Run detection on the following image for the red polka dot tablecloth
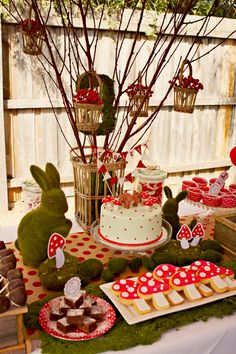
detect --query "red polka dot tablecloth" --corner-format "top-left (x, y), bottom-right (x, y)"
top-left (7, 214), bottom-right (216, 307)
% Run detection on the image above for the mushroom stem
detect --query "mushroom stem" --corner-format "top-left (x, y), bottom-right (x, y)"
top-left (183, 284), bottom-right (202, 301)
top-left (180, 238), bottom-right (190, 249)
top-left (224, 276), bottom-right (236, 290)
top-left (190, 236), bottom-right (200, 247)
top-left (55, 247), bottom-right (65, 269)
top-left (133, 298), bottom-right (151, 314)
top-left (210, 275), bottom-right (228, 293)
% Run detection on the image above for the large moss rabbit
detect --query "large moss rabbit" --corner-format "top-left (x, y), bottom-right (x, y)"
top-left (16, 163), bottom-right (72, 268)
top-left (162, 186), bottom-right (188, 238)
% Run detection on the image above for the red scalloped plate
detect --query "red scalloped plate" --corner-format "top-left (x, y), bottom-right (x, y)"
top-left (38, 295), bottom-right (116, 341)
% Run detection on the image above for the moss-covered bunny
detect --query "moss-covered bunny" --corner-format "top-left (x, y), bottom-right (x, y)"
top-left (16, 163), bottom-right (72, 268)
top-left (162, 186), bottom-right (188, 238)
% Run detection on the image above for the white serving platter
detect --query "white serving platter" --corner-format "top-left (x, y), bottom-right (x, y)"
top-left (100, 278), bottom-right (236, 325)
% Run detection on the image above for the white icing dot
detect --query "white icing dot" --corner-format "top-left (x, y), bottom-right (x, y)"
top-left (140, 286), bottom-right (148, 293)
top-left (204, 266), bottom-right (210, 271)
top-left (195, 261), bottom-right (201, 266)
top-left (163, 265), bottom-right (169, 271)
top-left (53, 236), bottom-right (57, 240)
top-left (199, 272), bottom-right (206, 277)
top-left (113, 284), bottom-right (120, 290)
top-left (121, 292), bottom-right (129, 297)
top-left (140, 276), bottom-right (147, 282)
top-left (148, 280), bottom-right (155, 286)
top-left (185, 279), bottom-right (188, 283)
top-left (146, 272), bottom-right (152, 278)
top-left (120, 279), bottom-right (127, 284)
top-left (191, 266), bottom-right (198, 271)
top-left (180, 271), bottom-right (186, 278)
top-left (50, 248), bottom-right (54, 253)
top-left (156, 270), bottom-right (163, 277)
top-left (127, 287), bottom-right (135, 292)
top-left (173, 279), bottom-right (181, 285)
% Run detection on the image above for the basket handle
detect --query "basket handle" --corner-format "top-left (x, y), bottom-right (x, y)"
top-left (77, 70), bottom-right (103, 94)
top-left (179, 59), bottom-right (192, 82)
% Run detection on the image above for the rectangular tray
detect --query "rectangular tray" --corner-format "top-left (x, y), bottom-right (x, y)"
top-left (100, 278), bottom-right (236, 325)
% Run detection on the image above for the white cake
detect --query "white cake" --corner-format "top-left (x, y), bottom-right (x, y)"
top-left (98, 200), bottom-right (163, 247)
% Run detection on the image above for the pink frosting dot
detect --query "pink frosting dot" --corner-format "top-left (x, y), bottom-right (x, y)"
top-left (38, 293), bottom-right (47, 299)
top-left (26, 289), bottom-right (33, 295)
top-left (95, 254), bottom-right (104, 259)
top-left (28, 270), bottom-right (37, 276)
top-left (33, 281), bottom-right (41, 287)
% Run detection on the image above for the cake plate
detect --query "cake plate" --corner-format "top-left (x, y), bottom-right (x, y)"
top-left (90, 219), bottom-right (172, 254)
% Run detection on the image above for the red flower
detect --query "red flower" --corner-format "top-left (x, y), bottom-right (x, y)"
top-left (73, 88), bottom-right (103, 105)
top-left (169, 75), bottom-right (204, 92)
top-left (18, 19), bottom-right (43, 34)
top-left (126, 83), bottom-right (153, 98)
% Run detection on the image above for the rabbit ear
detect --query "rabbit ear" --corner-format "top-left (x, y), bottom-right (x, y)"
top-left (30, 165), bottom-right (53, 191)
top-left (164, 186), bottom-right (173, 199)
top-left (175, 190), bottom-right (188, 204)
top-left (45, 163), bottom-right (61, 188)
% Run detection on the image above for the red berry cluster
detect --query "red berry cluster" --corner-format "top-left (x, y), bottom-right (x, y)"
top-left (126, 83), bottom-right (153, 98)
top-left (18, 19), bottom-right (42, 34)
top-left (73, 88), bottom-right (103, 105)
top-left (169, 75), bottom-right (204, 91)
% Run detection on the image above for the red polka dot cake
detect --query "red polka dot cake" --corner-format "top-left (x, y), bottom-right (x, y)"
top-left (98, 191), bottom-right (163, 247)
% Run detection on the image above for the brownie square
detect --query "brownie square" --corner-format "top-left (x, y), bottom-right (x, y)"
top-left (59, 298), bottom-right (71, 315)
top-left (80, 296), bottom-right (96, 315)
top-left (57, 317), bottom-right (77, 334)
top-left (67, 308), bottom-right (84, 324)
top-left (50, 305), bottom-right (65, 321)
top-left (77, 316), bottom-right (97, 334)
top-left (90, 305), bottom-right (103, 320)
top-left (64, 293), bottom-right (83, 309)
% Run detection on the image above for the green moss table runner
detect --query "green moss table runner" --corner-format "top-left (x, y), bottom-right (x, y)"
top-left (24, 285), bottom-right (236, 354)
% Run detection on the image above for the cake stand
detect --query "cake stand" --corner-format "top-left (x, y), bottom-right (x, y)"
top-left (90, 219), bottom-right (172, 255)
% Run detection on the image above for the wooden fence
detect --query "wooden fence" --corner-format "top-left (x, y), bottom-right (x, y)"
top-left (1, 11), bottom-right (236, 211)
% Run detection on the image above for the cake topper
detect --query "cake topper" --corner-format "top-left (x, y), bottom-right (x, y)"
top-left (176, 223), bottom-right (205, 248)
top-left (47, 233), bottom-right (66, 269)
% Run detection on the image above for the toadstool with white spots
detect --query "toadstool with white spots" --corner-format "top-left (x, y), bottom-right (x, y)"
top-left (153, 264), bottom-right (184, 305)
top-left (176, 224), bottom-right (192, 249)
top-left (102, 195), bottom-right (114, 208)
top-left (112, 198), bottom-right (122, 210)
top-left (169, 268), bottom-right (202, 301)
top-left (143, 199), bottom-right (154, 210)
top-left (47, 233), bottom-right (66, 269)
top-left (137, 272), bottom-right (170, 310)
top-left (190, 223), bottom-right (204, 247)
top-left (111, 279), bottom-right (151, 314)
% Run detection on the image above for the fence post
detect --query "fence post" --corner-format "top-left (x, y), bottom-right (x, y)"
top-left (0, 20), bottom-right (9, 211)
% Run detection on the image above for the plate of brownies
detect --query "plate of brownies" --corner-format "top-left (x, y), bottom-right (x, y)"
top-left (39, 293), bottom-right (116, 341)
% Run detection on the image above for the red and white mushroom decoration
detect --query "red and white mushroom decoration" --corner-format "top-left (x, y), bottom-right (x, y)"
top-left (137, 272), bottom-right (170, 310)
top-left (190, 260), bottom-right (229, 293)
top-left (169, 268), bottom-right (202, 301)
top-left (143, 199), bottom-right (154, 210)
top-left (153, 264), bottom-right (184, 305)
top-left (176, 225), bottom-right (192, 249)
top-left (190, 223), bottom-right (204, 246)
top-left (112, 198), bottom-right (122, 210)
top-left (111, 279), bottom-right (151, 314)
top-left (148, 197), bottom-right (159, 205)
top-left (141, 191), bottom-right (149, 201)
top-left (47, 233), bottom-right (66, 269)
top-left (102, 195), bottom-right (114, 207)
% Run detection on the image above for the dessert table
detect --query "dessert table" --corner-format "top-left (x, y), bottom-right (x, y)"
top-left (1, 201), bottom-right (236, 354)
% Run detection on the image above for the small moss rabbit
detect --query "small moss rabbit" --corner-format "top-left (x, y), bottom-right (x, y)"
top-left (162, 186), bottom-right (188, 238)
top-left (16, 163), bottom-right (72, 268)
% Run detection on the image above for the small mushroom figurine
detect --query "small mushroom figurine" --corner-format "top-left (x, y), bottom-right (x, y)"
top-left (112, 198), bottom-right (122, 210)
top-left (143, 199), bottom-right (154, 210)
top-left (141, 191), bottom-right (149, 200)
top-left (176, 225), bottom-right (192, 249)
top-left (102, 195), bottom-right (114, 207)
top-left (190, 223), bottom-right (204, 247)
top-left (47, 233), bottom-right (66, 269)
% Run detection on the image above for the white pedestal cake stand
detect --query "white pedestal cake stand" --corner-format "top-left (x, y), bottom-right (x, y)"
top-left (90, 219), bottom-right (172, 255)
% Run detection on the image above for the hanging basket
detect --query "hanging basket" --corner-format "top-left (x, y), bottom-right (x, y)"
top-left (127, 73), bottom-right (152, 117)
top-left (70, 147), bottom-right (126, 232)
top-left (173, 60), bottom-right (198, 114)
top-left (20, 7), bottom-right (44, 56)
top-left (74, 71), bottom-right (104, 133)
